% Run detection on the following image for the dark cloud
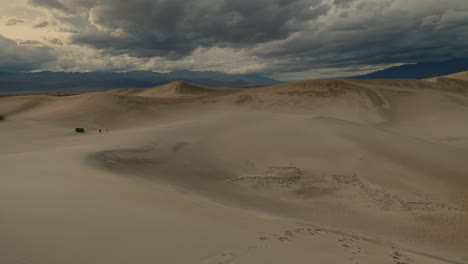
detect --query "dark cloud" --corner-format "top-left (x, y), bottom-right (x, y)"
top-left (250, 0), bottom-right (468, 73)
top-left (28, 0), bottom-right (69, 12)
top-left (59, 27), bottom-right (79, 33)
top-left (33, 20), bottom-right (49, 28)
top-left (18, 40), bottom-right (42, 45)
top-left (20, 0), bottom-right (468, 75)
top-left (41, 0), bottom-right (327, 59)
top-left (5, 17), bottom-right (24, 26)
top-left (333, 0), bottom-right (354, 7)
top-left (0, 35), bottom-right (57, 72)
top-left (46, 38), bottom-right (64, 46)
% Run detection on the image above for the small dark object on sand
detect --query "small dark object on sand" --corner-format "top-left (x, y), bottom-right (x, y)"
top-left (0, 115), bottom-right (5, 121)
top-left (75, 128), bottom-right (85, 133)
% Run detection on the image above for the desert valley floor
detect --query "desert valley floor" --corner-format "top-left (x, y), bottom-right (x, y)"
top-left (1, 72), bottom-right (468, 264)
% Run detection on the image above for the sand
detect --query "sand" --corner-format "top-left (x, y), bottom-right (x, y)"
top-left (441, 71), bottom-right (468, 82)
top-left (1, 76), bottom-right (468, 264)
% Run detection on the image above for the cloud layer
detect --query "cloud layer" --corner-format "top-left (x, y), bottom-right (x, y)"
top-left (1, 0), bottom-right (468, 79)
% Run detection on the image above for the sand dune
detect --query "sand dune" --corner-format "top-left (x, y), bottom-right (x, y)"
top-left (89, 111), bottom-right (468, 255)
top-left (136, 81), bottom-right (235, 98)
top-left (1, 78), bottom-right (468, 264)
top-left (442, 71), bottom-right (468, 82)
top-left (425, 71), bottom-right (468, 90)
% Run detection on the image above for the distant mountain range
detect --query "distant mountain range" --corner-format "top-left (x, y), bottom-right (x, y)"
top-left (3, 59), bottom-right (468, 95)
top-left (350, 59), bottom-right (468, 80)
top-left (0, 70), bottom-right (280, 94)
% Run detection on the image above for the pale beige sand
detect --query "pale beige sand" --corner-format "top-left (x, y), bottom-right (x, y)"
top-left (1, 78), bottom-right (468, 264)
top-left (441, 71), bottom-right (468, 82)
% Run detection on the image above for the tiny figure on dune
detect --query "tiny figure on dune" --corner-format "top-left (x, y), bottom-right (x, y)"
top-left (99, 129), bottom-right (102, 134)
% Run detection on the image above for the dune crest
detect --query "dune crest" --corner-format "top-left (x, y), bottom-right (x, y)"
top-left (442, 71), bottom-right (468, 81)
top-left (136, 80), bottom-right (229, 98)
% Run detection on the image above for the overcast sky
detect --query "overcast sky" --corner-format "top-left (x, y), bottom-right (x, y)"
top-left (1, 0), bottom-right (467, 80)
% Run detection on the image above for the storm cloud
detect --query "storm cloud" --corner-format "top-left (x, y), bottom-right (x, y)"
top-left (251, 0), bottom-right (468, 72)
top-left (0, 35), bottom-right (57, 71)
top-left (57, 0), bottom-right (327, 59)
top-left (5, 0), bottom-right (468, 76)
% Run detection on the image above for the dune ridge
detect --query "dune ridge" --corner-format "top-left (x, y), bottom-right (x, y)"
top-left (136, 81), bottom-right (234, 98)
top-left (442, 71), bottom-right (468, 82)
